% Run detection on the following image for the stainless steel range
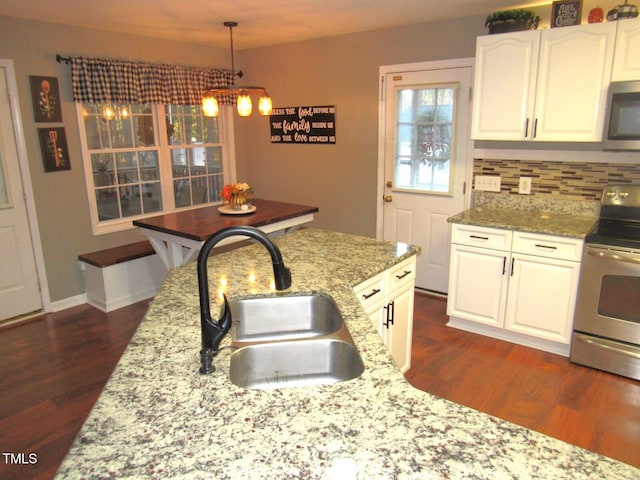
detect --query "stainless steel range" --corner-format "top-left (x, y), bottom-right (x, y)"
top-left (570, 184), bottom-right (640, 380)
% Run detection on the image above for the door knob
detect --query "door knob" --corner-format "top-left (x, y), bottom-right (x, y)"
top-left (383, 194), bottom-right (392, 203)
top-left (386, 180), bottom-right (393, 188)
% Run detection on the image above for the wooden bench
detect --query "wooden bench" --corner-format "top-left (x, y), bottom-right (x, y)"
top-left (78, 241), bottom-right (166, 312)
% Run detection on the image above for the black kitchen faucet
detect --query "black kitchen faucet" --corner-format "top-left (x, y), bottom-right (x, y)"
top-left (196, 226), bottom-right (292, 374)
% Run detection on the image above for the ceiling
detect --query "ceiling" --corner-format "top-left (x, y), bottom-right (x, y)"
top-left (0, 0), bottom-right (548, 49)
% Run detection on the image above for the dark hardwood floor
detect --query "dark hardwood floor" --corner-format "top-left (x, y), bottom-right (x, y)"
top-left (0, 301), bottom-right (150, 480)
top-left (0, 293), bottom-right (638, 480)
top-left (406, 293), bottom-right (640, 470)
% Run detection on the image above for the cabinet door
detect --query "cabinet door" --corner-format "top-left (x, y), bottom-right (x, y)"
top-left (384, 284), bottom-right (414, 373)
top-left (504, 253), bottom-right (580, 344)
top-left (363, 298), bottom-right (388, 338)
top-left (446, 244), bottom-right (509, 327)
top-left (534, 22), bottom-right (615, 141)
top-left (612, 18), bottom-right (640, 81)
top-left (471, 31), bottom-right (539, 140)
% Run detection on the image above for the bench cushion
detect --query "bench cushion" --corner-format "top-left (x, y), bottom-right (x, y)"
top-left (78, 241), bottom-right (155, 268)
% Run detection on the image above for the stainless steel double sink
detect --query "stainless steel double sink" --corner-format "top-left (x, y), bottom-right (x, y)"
top-left (227, 293), bottom-right (364, 390)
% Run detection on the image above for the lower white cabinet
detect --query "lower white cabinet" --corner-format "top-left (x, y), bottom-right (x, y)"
top-left (353, 255), bottom-right (416, 372)
top-left (447, 224), bottom-right (583, 356)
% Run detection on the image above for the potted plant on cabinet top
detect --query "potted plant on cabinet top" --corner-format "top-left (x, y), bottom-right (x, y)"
top-left (485, 9), bottom-right (541, 34)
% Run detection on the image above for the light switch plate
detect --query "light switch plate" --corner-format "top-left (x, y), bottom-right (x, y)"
top-left (475, 175), bottom-right (501, 192)
top-left (519, 177), bottom-right (532, 195)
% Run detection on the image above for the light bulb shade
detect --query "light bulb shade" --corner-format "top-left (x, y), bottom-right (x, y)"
top-left (237, 94), bottom-right (252, 117)
top-left (102, 105), bottom-right (115, 121)
top-left (202, 96), bottom-right (219, 117)
top-left (258, 95), bottom-right (273, 116)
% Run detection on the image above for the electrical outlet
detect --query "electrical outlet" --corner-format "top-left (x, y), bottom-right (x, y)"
top-left (475, 175), bottom-right (501, 192)
top-left (519, 177), bottom-right (532, 195)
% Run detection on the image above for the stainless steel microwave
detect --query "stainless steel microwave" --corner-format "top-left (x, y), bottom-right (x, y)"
top-left (603, 80), bottom-right (640, 151)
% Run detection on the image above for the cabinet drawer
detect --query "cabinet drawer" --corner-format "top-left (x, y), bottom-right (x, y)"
top-left (353, 271), bottom-right (386, 310)
top-left (512, 232), bottom-right (583, 261)
top-left (388, 256), bottom-right (417, 293)
top-left (451, 224), bottom-right (512, 251)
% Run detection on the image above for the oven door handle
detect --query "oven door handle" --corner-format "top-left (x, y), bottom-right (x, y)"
top-left (578, 335), bottom-right (640, 360)
top-left (586, 248), bottom-right (640, 265)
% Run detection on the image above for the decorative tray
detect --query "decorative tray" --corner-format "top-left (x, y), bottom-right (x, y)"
top-left (217, 204), bottom-right (257, 215)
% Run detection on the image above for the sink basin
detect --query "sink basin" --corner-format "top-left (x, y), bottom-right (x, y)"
top-left (229, 338), bottom-right (364, 390)
top-left (230, 293), bottom-right (344, 342)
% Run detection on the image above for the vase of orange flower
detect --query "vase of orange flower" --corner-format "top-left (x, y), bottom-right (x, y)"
top-left (221, 182), bottom-right (253, 210)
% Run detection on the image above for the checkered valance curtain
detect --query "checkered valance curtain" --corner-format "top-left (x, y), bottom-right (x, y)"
top-left (69, 56), bottom-right (235, 105)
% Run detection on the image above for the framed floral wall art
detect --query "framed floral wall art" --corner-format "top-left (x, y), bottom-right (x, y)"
top-left (30, 75), bottom-right (62, 122)
top-left (38, 127), bottom-right (70, 172)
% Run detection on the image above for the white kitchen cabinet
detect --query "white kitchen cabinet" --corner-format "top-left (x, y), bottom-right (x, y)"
top-left (472, 30), bottom-right (539, 140)
top-left (611, 18), bottom-right (640, 81)
top-left (505, 253), bottom-right (580, 343)
top-left (447, 225), bottom-right (583, 356)
top-left (353, 255), bottom-right (416, 372)
top-left (447, 224), bottom-right (512, 327)
top-left (472, 22), bottom-right (616, 142)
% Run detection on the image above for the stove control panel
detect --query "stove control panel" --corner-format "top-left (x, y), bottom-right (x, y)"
top-left (601, 184), bottom-right (640, 208)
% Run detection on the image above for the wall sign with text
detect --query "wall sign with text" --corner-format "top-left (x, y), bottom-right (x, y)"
top-left (551, 0), bottom-right (582, 27)
top-left (270, 105), bottom-right (336, 144)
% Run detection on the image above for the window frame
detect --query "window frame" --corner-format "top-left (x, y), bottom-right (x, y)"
top-left (393, 83), bottom-right (456, 195)
top-left (76, 103), bottom-right (236, 235)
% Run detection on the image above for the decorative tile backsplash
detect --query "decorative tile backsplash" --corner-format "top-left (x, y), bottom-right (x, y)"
top-left (473, 159), bottom-right (640, 200)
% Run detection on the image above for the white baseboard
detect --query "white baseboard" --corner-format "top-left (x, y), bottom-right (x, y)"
top-left (447, 316), bottom-right (570, 357)
top-left (50, 294), bottom-right (87, 312)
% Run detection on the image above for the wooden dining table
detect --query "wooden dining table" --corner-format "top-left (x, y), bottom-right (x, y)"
top-left (133, 198), bottom-right (318, 270)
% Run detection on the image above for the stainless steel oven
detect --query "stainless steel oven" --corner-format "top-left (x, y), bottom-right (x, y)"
top-left (570, 185), bottom-right (640, 380)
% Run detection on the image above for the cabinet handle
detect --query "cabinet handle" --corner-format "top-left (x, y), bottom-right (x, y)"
top-left (533, 118), bottom-right (538, 139)
top-left (510, 258), bottom-right (515, 277)
top-left (362, 288), bottom-right (381, 300)
top-left (502, 256), bottom-right (506, 275)
top-left (383, 301), bottom-right (395, 329)
top-left (469, 235), bottom-right (489, 240)
top-left (524, 118), bottom-right (530, 138)
top-left (395, 270), bottom-right (412, 280)
top-left (535, 244), bottom-right (557, 250)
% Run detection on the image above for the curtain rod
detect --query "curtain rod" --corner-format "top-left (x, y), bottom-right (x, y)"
top-left (56, 54), bottom-right (71, 64)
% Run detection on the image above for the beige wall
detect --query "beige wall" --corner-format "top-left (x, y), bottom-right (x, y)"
top-left (2, 2), bottom-right (630, 303)
top-left (236, 16), bottom-right (485, 235)
top-left (0, 15), bottom-right (229, 301)
top-left (0, 13), bottom-right (488, 303)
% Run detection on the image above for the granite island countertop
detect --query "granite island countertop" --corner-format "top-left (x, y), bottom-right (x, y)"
top-left (55, 229), bottom-right (638, 479)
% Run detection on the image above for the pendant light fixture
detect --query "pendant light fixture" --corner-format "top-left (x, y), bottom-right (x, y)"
top-left (202, 21), bottom-right (272, 118)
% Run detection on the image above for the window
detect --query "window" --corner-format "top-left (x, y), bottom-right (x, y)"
top-left (394, 85), bottom-right (455, 193)
top-left (166, 105), bottom-right (225, 208)
top-left (78, 102), bottom-right (234, 234)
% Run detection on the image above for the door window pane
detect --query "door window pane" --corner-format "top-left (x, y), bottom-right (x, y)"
top-left (394, 85), bottom-right (456, 193)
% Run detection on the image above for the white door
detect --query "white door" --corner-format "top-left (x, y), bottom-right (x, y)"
top-left (0, 63), bottom-right (42, 321)
top-left (379, 61), bottom-right (473, 294)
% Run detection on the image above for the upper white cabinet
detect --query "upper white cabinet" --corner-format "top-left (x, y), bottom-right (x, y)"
top-left (472, 22), bottom-right (616, 142)
top-left (472, 31), bottom-right (539, 141)
top-left (612, 18), bottom-right (640, 81)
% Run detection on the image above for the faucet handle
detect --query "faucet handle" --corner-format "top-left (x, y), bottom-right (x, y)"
top-left (274, 266), bottom-right (292, 290)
